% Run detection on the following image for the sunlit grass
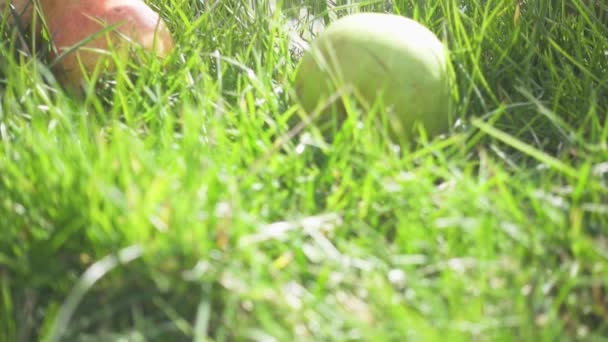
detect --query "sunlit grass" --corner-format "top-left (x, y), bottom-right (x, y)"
top-left (1, 0), bottom-right (607, 340)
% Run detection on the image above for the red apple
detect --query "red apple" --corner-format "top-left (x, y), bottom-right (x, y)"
top-left (39, 0), bottom-right (174, 87)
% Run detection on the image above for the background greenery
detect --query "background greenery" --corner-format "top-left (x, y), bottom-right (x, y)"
top-left (1, 0), bottom-right (607, 340)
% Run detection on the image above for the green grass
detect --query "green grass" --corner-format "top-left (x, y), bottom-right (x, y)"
top-left (1, 0), bottom-right (607, 340)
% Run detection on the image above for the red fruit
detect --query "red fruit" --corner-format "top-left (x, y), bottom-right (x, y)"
top-left (40, 0), bottom-right (174, 87)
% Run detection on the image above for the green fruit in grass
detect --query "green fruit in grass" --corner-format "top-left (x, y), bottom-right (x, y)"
top-left (294, 12), bottom-right (452, 144)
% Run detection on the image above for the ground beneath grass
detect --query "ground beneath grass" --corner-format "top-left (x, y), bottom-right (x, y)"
top-left (1, 0), bottom-right (607, 341)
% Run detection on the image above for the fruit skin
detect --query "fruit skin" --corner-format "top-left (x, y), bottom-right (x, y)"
top-left (40, 0), bottom-right (174, 88)
top-left (294, 13), bottom-right (451, 144)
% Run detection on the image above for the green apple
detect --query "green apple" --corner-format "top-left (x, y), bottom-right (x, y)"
top-left (294, 12), bottom-right (452, 144)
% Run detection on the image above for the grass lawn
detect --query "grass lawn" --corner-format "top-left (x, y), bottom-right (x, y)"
top-left (1, 0), bottom-right (607, 340)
